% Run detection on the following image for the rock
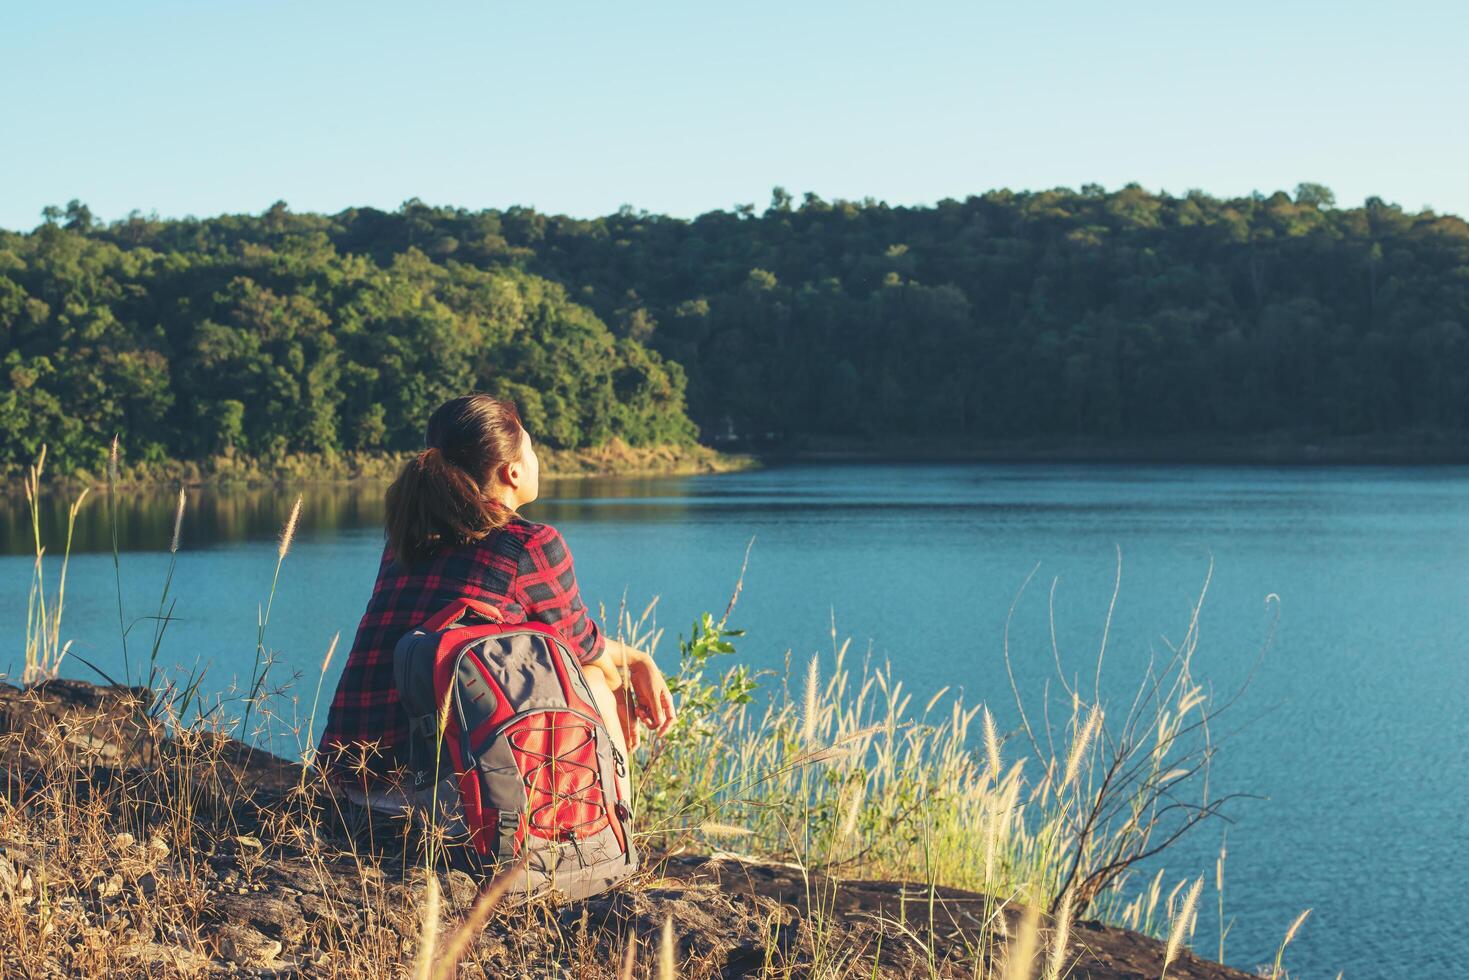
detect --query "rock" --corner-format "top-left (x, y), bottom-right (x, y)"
top-left (0, 856), bottom-right (17, 897)
top-left (211, 885), bottom-right (312, 946)
top-left (445, 869), bottom-right (479, 908)
top-left (217, 924), bottom-right (283, 968)
top-left (120, 940), bottom-right (214, 973)
top-left (64, 730), bottom-right (122, 760)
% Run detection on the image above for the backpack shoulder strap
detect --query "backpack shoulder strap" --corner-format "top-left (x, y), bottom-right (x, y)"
top-left (423, 598), bottom-right (505, 632)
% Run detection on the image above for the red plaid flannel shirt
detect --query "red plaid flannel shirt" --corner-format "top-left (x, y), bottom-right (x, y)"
top-left (316, 516), bottom-right (606, 779)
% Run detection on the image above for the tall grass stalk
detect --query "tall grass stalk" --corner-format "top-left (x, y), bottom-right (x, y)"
top-left (21, 445), bottom-right (89, 685)
top-left (1043, 888), bottom-right (1073, 980)
top-left (141, 487), bottom-right (187, 703)
top-left (302, 631), bottom-right (340, 768)
top-left (107, 435), bottom-right (132, 682)
top-left (1216, 835), bottom-right (1232, 964)
top-left (658, 913), bottom-right (676, 980)
top-left (1161, 875), bottom-right (1204, 979)
top-left (624, 559), bottom-right (1260, 953)
top-left (1002, 902), bottom-right (1040, 980)
top-left (427, 855), bottom-right (526, 980)
top-left (240, 494), bottom-right (301, 742)
top-left (1269, 908), bottom-right (1311, 980)
top-left (410, 874), bottom-right (440, 980)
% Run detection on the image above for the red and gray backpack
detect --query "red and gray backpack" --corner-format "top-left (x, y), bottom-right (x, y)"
top-left (392, 597), bottom-right (637, 899)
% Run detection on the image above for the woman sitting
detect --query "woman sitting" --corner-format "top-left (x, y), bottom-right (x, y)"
top-left (316, 392), bottom-right (675, 812)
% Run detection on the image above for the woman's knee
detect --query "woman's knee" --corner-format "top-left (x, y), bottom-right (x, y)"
top-left (581, 668), bottom-right (632, 798)
top-left (582, 669), bottom-right (621, 739)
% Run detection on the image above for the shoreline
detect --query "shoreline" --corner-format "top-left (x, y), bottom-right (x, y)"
top-left (17, 431), bottom-right (1469, 496)
top-left (739, 432), bottom-right (1469, 467)
top-left (10, 439), bottom-right (763, 494)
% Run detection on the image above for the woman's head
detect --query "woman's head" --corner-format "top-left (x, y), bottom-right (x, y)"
top-left (384, 393), bottom-right (540, 564)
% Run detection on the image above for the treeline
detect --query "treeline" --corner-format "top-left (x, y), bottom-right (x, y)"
top-left (5, 184), bottom-right (1469, 472)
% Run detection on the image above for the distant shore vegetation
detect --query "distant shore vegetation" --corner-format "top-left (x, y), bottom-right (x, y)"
top-left (4, 183), bottom-right (1467, 477)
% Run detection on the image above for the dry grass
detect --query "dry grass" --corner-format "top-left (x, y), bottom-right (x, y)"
top-left (21, 445), bottom-right (87, 686)
top-left (626, 583), bottom-right (1251, 930)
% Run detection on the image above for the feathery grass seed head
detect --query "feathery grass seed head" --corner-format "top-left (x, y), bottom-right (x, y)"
top-left (696, 821), bottom-right (752, 839)
top-left (983, 705), bottom-right (1003, 776)
top-left (1045, 889), bottom-right (1073, 980)
top-left (278, 495), bottom-right (303, 560)
top-left (839, 777), bottom-right (866, 842)
top-left (619, 932), bottom-right (637, 980)
top-left (801, 652), bottom-right (820, 742)
top-left (170, 488), bottom-right (186, 553)
top-left (321, 631), bottom-right (339, 674)
top-left (658, 914), bottom-right (676, 980)
top-left (412, 874), bottom-right (440, 980)
top-left (1003, 903), bottom-right (1041, 980)
top-left (1282, 907), bottom-right (1311, 947)
top-left (1062, 705), bottom-right (1101, 790)
top-left (1268, 908), bottom-right (1312, 980)
top-left (1164, 876), bottom-right (1204, 969)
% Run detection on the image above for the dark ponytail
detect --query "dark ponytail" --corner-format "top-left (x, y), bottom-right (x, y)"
top-left (385, 393), bottom-right (525, 565)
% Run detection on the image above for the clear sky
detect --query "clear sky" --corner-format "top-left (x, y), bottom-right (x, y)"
top-left (3, 0), bottom-right (1466, 231)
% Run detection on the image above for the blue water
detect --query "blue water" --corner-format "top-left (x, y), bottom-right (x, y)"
top-left (4, 462), bottom-right (1466, 977)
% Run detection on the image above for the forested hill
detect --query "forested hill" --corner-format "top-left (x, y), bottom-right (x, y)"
top-left (0, 219), bottom-right (697, 474)
top-left (5, 184), bottom-right (1469, 473)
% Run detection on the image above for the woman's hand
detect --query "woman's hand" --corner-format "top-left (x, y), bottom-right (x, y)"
top-left (614, 685), bottom-right (640, 750)
top-left (623, 649), bottom-right (676, 736)
top-left (586, 640), bottom-right (677, 742)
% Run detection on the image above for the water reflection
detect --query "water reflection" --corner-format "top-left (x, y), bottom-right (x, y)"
top-left (0, 484), bottom-right (383, 554)
top-left (0, 475), bottom-right (708, 555)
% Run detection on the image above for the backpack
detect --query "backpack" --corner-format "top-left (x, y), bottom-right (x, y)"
top-left (392, 597), bottom-right (638, 899)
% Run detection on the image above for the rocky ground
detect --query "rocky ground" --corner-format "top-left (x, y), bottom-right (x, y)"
top-left (0, 681), bottom-right (1259, 978)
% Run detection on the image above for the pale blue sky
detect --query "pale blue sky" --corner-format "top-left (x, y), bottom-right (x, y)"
top-left (2, 0), bottom-right (1465, 230)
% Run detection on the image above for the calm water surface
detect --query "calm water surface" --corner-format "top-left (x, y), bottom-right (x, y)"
top-left (4, 462), bottom-right (1466, 977)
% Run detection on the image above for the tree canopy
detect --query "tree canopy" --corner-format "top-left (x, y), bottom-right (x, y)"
top-left (0, 219), bottom-right (695, 473)
top-left (5, 183), bottom-right (1468, 472)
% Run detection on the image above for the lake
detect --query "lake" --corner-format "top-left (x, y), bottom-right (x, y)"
top-left (4, 461), bottom-right (1466, 977)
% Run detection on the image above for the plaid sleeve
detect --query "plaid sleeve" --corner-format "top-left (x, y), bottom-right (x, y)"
top-left (515, 523), bottom-right (606, 665)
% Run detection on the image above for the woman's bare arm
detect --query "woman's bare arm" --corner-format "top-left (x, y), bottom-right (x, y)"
top-left (584, 638), bottom-right (676, 734)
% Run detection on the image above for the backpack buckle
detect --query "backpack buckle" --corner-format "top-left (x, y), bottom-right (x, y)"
top-left (407, 713), bottom-right (439, 740)
top-left (495, 809), bottom-right (522, 861)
